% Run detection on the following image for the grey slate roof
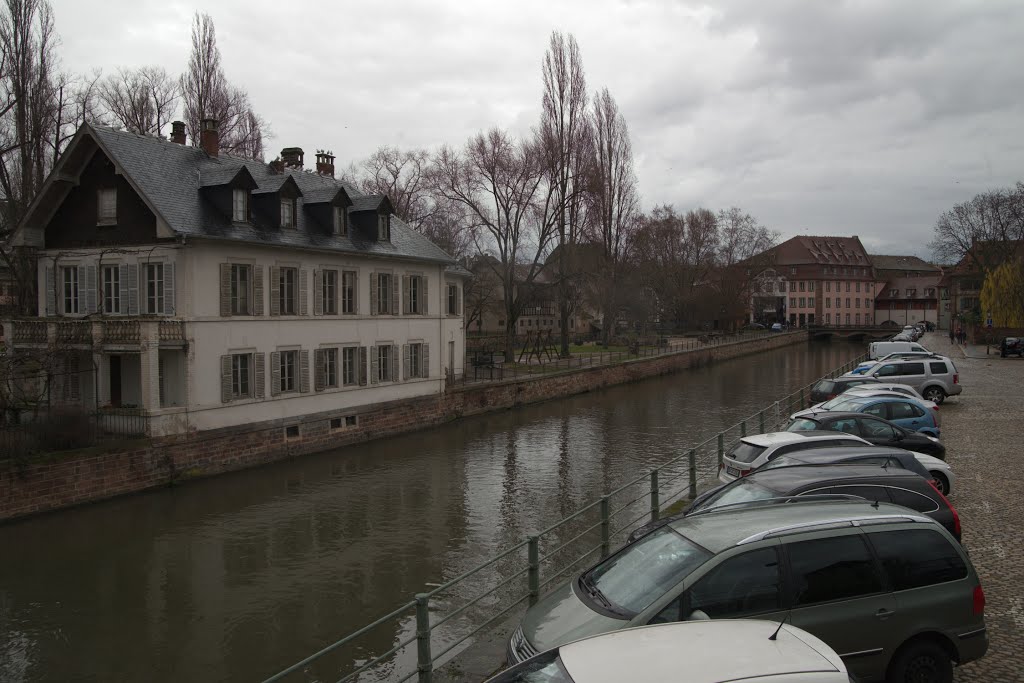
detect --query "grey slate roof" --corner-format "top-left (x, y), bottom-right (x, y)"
top-left (869, 254), bottom-right (941, 273)
top-left (87, 125), bottom-right (456, 266)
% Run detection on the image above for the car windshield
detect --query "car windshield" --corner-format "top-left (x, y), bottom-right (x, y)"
top-left (488, 650), bottom-right (571, 682)
top-left (760, 455), bottom-right (801, 470)
top-left (813, 380), bottom-right (835, 394)
top-left (726, 440), bottom-right (767, 463)
top-left (820, 395), bottom-right (859, 409)
top-left (828, 399), bottom-right (864, 412)
top-left (584, 527), bottom-right (710, 615)
top-left (786, 418), bottom-right (820, 431)
top-left (692, 478), bottom-right (779, 511)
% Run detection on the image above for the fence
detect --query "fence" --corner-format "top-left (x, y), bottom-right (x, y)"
top-left (263, 352), bottom-right (869, 683)
top-left (455, 328), bottom-right (782, 385)
top-left (0, 406), bottom-right (148, 461)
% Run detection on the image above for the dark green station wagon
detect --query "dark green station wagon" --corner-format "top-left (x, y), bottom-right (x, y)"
top-left (508, 499), bottom-right (987, 683)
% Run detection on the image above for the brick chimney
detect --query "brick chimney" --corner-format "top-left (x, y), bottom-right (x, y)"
top-left (281, 147), bottom-right (304, 170)
top-left (200, 118), bottom-right (219, 157)
top-left (170, 120), bottom-right (186, 145)
top-left (315, 150), bottom-right (335, 177)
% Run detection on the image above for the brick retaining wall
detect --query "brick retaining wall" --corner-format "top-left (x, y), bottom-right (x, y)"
top-left (0, 332), bottom-right (804, 522)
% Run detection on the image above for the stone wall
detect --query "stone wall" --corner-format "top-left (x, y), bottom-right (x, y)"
top-left (0, 332), bottom-right (804, 522)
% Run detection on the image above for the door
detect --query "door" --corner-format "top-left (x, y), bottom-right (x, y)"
top-left (887, 401), bottom-right (926, 431)
top-left (855, 415), bottom-right (902, 448)
top-left (109, 355), bottom-right (122, 407)
top-left (783, 533), bottom-right (898, 681)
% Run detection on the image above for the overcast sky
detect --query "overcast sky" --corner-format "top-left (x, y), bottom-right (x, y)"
top-left (51, 0), bottom-right (1024, 258)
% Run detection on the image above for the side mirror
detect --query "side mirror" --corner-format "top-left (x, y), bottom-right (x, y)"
top-left (688, 609), bottom-right (711, 621)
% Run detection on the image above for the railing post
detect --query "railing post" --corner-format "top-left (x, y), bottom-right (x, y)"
top-left (740, 420), bottom-right (747, 437)
top-left (650, 470), bottom-right (660, 522)
top-left (758, 410), bottom-right (765, 434)
top-left (527, 533), bottom-right (540, 607)
top-left (415, 593), bottom-right (433, 683)
top-left (600, 496), bottom-right (611, 559)
top-left (799, 388), bottom-right (805, 409)
top-left (688, 449), bottom-right (697, 499)
top-left (717, 432), bottom-right (724, 468)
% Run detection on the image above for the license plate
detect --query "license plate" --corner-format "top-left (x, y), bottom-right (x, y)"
top-left (726, 466), bottom-right (740, 477)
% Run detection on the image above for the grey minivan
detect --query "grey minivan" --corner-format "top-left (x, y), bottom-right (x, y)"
top-left (858, 357), bottom-right (961, 404)
top-left (508, 500), bottom-right (987, 683)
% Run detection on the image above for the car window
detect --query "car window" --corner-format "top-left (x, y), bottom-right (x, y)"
top-left (868, 530), bottom-right (967, 591)
top-left (848, 456), bottom-right (891, 466)
top-left (488, 650), bottom-right (571, 683)
top-left (687, 547), bottom-right (781, 618)
top-left (911, 345), bottom-right (925, 352)
top-left (897, 362), bottom-right (925, 376)
top-left (863, 402), bottom-right (888, 419)
top-left (785, 418), bottom-right (820, 432)
top-left (929, 362), bottom-right (948, 374)
top-left (786, 535), bottom-right (884, 606)
top-left (726, 441), bottom-right (768, 464)
top-left (875, 364), bottom-right (899, 377)
top-left (823, 484), bottom-right (893, 504)
top-left (888, 402), bottom-right (918, 420)
top-left (857, 416), bottom-right (898, 439)
top-left (887, 486), bottom-right (939, 513)
top-left (696, 479), bottom-right (778, 511)
top-left (828, 418), bottom-right (859, 435)
top-left (585, 527), bottom-right (711, 615)
top-left (813, 380), bottom-right (836, 394)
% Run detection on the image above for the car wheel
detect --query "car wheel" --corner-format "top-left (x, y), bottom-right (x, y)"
top-left (923, 387), bottom-right (945, 404)
top-left (931, 472), bottom-right (950, 495)
top-left (886, 639), bottom-right (953, 683)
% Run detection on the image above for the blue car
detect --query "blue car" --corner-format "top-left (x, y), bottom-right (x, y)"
top-left (793, 395), bottom-right (940, 437)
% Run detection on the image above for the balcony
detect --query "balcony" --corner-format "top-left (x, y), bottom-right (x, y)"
top-left (57, 321), bottom-right (92, 344)
top-left (159, 320), bottom-right (185, 342)
top-left (4, 318), bottom-right (188, 349)
top-left (103, 320), bottom-right (140, 344)
top-left (12, 320), bottom-right (47, 343)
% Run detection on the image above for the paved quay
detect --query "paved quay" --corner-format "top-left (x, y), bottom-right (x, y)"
top-left (926, 332), bottom-right (1024, 683)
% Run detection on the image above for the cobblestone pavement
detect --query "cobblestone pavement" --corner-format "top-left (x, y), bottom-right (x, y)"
top-left (922, 333), bottom-right (1023, 682)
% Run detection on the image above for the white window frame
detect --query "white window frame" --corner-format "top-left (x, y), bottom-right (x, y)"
top-left (279, 349), bottom-right (298, 393)
top-left (231, 263), bottom-right (251, 315)
top-left (334, 206), bottom-right (347, 236)
top-left (280, 266), bottom-right (297, 315)
top-left (97, 188), bottom-right (117, 224)
top-left (409, 342), bottom-right (423, 379)
top-left (377, 344), bottom-right (392, 382)
top-left (322, 347), bottom-right (339, 389)
top-left (378, 214), bottom-right (390, 241)
top-left (232, 189), bottom-right (249, 222)
top-left (342, 270), bottom-right (357, 314)
top-left (62, 266), bottom-right (79, 314)
top-left (342, 346), bottom-right (359, 386)
top-left (102, 265), bottom-right (120, 314)
top-left (409, 275), bottom-right (422, 314)
top-left (232, 353), bottom-right (252, 398)
top-left (281, 198), bottom-right (295, 228)
top-left (146, 262), bottom-right (165, 314)
top-left (322, 269), bottom-right (338, 315)
top-left (377, 273), bottom-right (392, 314)
top-left (447, 283), bottom-right (458, 315)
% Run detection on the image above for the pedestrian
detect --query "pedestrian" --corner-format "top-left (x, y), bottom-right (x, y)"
top-left (948, 327), bottom-right (955, 344)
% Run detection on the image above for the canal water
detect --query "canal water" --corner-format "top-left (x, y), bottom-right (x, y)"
top-left (0, 340), bottom-right (864, 682)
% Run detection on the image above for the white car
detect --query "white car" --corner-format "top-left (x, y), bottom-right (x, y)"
top-left (911, 451), bottom-right (957, 495)
top-left (719, 431), bottom-right (870, 483)
top-left (489, 620), bottom-right (851, 683)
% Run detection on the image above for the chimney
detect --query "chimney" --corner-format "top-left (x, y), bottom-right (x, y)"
top-left (315, 149), bottom-right (335, 177)
top-left (281, 147), bottom-right (304, 170)
top-left (200, 118), bottom-right (219, 157)
top-left (170, 120), bottom-right (186, 145)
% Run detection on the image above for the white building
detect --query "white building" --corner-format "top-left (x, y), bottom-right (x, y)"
top-left (3, 121), bottom-right (467, 436)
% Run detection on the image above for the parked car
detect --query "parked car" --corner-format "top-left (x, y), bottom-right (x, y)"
top-left (868, 340), bottom-right (929, 359)
top-left (807, 376), bottom-right (881, 404)
top-left (841, 381), bottom-right (931, 403)
top-left (770, 322), bottom-right (783, 332)
top-left (850, 351), bottom-right (939, 375)
top-left (784, 411), bottom-right (945, 459)
top-left (813, 388), bottom-right (939, 414)
top-left (793, 396), bottom-right (940, 437)
top-left (743, 322), bottom-right (766, 330)
top-left (856, 356), bottom-right (961, 404)
top-left (718, 431), bottom-right (871, 483)
top-left (756, 445), bottom-right (956, 494)
top-left (510, 499), bottom-right (986, 683)
top-left (495, 620), bottom-right (851, 683)
top-left (1000, 337), bottom-right (1024, 358)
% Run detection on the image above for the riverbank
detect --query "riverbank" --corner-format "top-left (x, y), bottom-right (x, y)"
top-left (0, 331), bottom-right (805, 522)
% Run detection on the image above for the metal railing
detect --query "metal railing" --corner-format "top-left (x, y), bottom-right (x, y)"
top-left (1, 406), bottom-right (149, 461)
top-left (263, 352), bottom-right (868, 683)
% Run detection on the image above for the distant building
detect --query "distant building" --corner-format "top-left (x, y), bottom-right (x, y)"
top-left (869, 255), bottom-right (942, 327)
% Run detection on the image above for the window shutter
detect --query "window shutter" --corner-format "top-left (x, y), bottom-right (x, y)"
top-left (220, 263), bottom-right (231, 316)
top-left (370, 346), bottom-right (379, 384)
top-left (314, 348), bottom-right (325, 391)
top-left (45, 266), bottom-right (55, 315)
top-left (352, 272), bottom-right (359, 314)
top-left (369, 273), bottom-right (378, 315)
top-left (252, 266), bottom-right (264, 316)
top-left (119, 264), bottom-right (129, 315)
top-left (127, 264), bottom-right (139, 314)
top-left (270, 351), bottom-right (281, 396)
top-left (269, 266), bottom-right (280, 316)
top-left (392, 346), bottom-right (399, 383)
top-left (422, 343), bottom-right (429, 378)
top-left (299, 349), bottom-right (310, 393)
top-left (164, 262), bottom-right (175, 315)
top-left (403, 344), bottom-right (410, 381)
top-left (391, 276), bottom-right (400, 317)
top-left (422, 278), bottom-right (428, 315)
top-left (313, 270), bottom-right (323, 315)
top-left (77, 265), bottom-right (86, 311)
top-left (221, 355), bottom-right (232, 403)
top-left (85, 265), bottom-right (97, 314)
top-left (457, 285), bottom-right (462, 315)
top-left (299, 269), bottom-right (309, 316)
top-left (254, 352), bottom-right (265, 399)
top-left (403, 275), bottom-right (410, 314)
top-left (359, 346), bottom-right (367, 386)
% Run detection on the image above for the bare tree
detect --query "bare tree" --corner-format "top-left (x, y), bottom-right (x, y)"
top-left (540, 31), bottom-right (590, 356)
top-left (350, 146), bottom-right (433, 228)
top-left (712, 207), bottom-right (779, 329)
top-left (98, 66), bottom-right (178, 136)
top-left (587, 87), bottom-right (638, 344)
top-left (430, 128), bottom-right (557, 359)
top-left (929, 184), bottom-right (1024, 270)
top-left (179, 12), bottom-right (267, 159)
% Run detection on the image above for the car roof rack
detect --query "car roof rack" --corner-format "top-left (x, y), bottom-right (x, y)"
top-left (689, 494), bottom-right (867, 517)
top-left (736, 513), bottom-right (928, 545)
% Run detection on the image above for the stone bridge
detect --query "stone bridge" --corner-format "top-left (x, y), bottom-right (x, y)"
top-left (806, 325), bottom-right (896, 341)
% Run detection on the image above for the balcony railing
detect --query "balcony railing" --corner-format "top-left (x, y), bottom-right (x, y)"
top-left (12, 320), bottom-right (47, 343)
top-left (57, 321), bottom-right (91, 344)
top-left (158, 320), bottom-right (185, 342)
top-left (103, 320), bottom-right (140, 344)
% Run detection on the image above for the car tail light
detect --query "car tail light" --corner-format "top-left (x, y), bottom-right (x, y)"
top-left (973, 585), bottom-right (986, 615)
top-left (739, 467), bottom-right (751, 477)
top-left (954, 373), bottom-right (959, 384)
top-left (929, 480), bottom-right (961, 538)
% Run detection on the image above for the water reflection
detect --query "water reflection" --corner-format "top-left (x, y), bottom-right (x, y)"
top-left (0, 340), bottom-right (863, 682)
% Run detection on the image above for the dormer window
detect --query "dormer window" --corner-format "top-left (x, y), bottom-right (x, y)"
top-left (98, 188), bottom-right (117, 225)
top-left (281, 198), bottom-right (295, 228)
top-left (232, 189), bottom-right (249, 222)
top-left (378, 214), bottom-right (390, 241)
top-left (334, 206), bottom-right (348, 236)
top-left (890, 289), bottom-right (899, 297)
